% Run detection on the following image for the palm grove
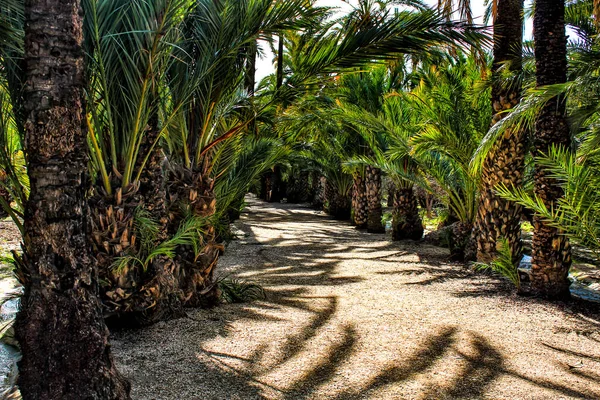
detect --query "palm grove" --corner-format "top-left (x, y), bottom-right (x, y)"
top-left (0, 0), bottom-right (596, 398)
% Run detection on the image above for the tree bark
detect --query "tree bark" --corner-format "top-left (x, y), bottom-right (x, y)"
top-left (287, 171), bottom-right (309, 203)
top-left (328, 188), bottom-right (351, 220)
top-left (365, 165), bottom-right (384, 233)
top-left (386, 180), bottom-right (395, 207)
top-left (265, 166), bottom-right (283, 203)
top-left (167, 167), bottom-right (222, 308)
top-left (0, 178), bottom-right (9, 218)
top-left (15, 0), bottom-right (130, 397)
top-left (90, 123), bottom-right (182, 327)
top-left (351, 172), bottom-right (368, 228)
top-left (310, 174), bottom-right (325, 209)
top-left (474, 0), bottom-right (525, 265)
top-left (531, 0), bottom-right (572, 298)
top-left (392, 187), bottom-right (423, 241)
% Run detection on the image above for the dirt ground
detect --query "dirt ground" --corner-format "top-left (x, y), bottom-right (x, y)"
top-left (112, 197), bottom-right (600, 400)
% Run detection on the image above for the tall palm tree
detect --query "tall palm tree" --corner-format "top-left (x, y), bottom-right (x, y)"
top-left (531, 0), bottom-right (572, 298)
top-left (473, 0), bottom-right (525, 264)
top-left (14, 0), bottom-right (130, 397)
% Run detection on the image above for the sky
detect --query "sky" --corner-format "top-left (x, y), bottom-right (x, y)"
top-left (255, 0), bottom-right (534, 81)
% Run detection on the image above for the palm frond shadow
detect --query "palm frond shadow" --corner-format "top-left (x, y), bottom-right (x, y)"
top-left (112, 199), bottom-right (600, 399)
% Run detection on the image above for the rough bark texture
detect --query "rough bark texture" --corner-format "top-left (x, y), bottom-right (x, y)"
top-left (310, 174), bottom-right (325, 209)
top-left (263, 166), bottom-right (284, 203)
top-left (286, 172), bottom-right (310, 203)
top-left (323, 179), bottom-right (350, 219)
top-left (449, 222), bottom-right (475, 262)
top-left (391, 187), bottom-right (424, 241)
top-left (167, 167), bottom-right (222, 308)
top-left (386, 180), bottom-right (395, 207)
top-left (365, 165), bottom-right (384, 233)
top-left (0, 176), bottom-right (9, 218)
top-left (15, 0), bottom-right (130, 397)
top-left (351, 173), bottom-right (368, 229)
top-left (91, 121), bottom-right (183, 327)
top-left (474, 0), bottom-right (525, 265)
top-left (532, 0), bottom-right (572, 299)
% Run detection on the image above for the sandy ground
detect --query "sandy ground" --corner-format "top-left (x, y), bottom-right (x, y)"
top-left (111, 197), bottom-right (600, 400)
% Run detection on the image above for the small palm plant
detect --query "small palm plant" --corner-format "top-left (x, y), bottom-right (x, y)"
top-left (474, 237), bottom-right (521, 291)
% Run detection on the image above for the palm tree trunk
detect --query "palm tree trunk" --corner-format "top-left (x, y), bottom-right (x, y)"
top-left (474, 0), bottom-right (525, 265)
top-left (324, 179), bottom-right (335, 214)
top-left (392, 187), bottom-right (424, 241)
top-left (387, 180), bottom-right (395, 207)
top-left (352, 172), bottom-right (368, 228)
top-left (91, 124), bottom-right (181, 327)
top-left (365, 165), bottom-right (384, 233)
top-left (15, 0), bottom-right (130, 397)
top-left (0, 178), bottom-right (9, 218)
top-left (531, 0), bottom-right (571, 298)
top-left (330, 194), bottom-right (351, 220)
top-left (450, 222), bottom-right (474, 262)
top-left (287, 171), bottom-right (309, 203)
top-left (265, 166), bottom-right (283, 203)
top-left (311, 173), bottom-right (325, 209)
top-left (167, 167), bottom-right (222, 308)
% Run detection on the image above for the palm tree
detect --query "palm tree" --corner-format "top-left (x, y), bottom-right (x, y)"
top-left (163, 0), bottom-right (315, 307)
top-left (338, 67), bottom-right (391, 233)
top-left (498, 146), bottom-right (600, 265)
top-left (342, 74), bottom-right (425, 240)
top-left (531, 0), bottom-right (572, 298)
top-left (473, 0), bottom-right (525, 264)
top-left (410, 55), bottom-right (490, 260)
top-left (14, 0), bottom-right (130, 397)
top-left (351, 168), bottom-right (369, 228)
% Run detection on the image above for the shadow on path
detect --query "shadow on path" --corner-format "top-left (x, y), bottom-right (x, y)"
top-left (114, 197), bottom-right (600, 399)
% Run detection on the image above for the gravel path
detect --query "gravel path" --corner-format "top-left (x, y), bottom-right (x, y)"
top-left (113, 197), bottom-right (600, 400)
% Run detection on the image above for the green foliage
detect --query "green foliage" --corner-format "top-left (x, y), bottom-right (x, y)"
top-left (213, 137), bottom-right (289, 220)
top-left (218, 277), bottom-right (266, 303)
top-left (409, 55), bottom-right (490, 225)
top-left (112, 213), bottom-right (210, 274)
top-left (474, 238), bottom-right (521, 290)
top-left (498, 145), bottom-right (600, 263)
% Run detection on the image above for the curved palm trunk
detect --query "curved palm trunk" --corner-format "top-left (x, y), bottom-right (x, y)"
top-left (392, 187), bottom-right (424, 241)
top-left (531, 0), bottom-right (571, 298)
top-left (351, 172), bottom-right (368, 228)
top-left (365, 165), bottom-right (384, 233)
top-left (15, 0), bottom-right (130, 397)
top-left (474, 0), bottom-right (525, 265)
